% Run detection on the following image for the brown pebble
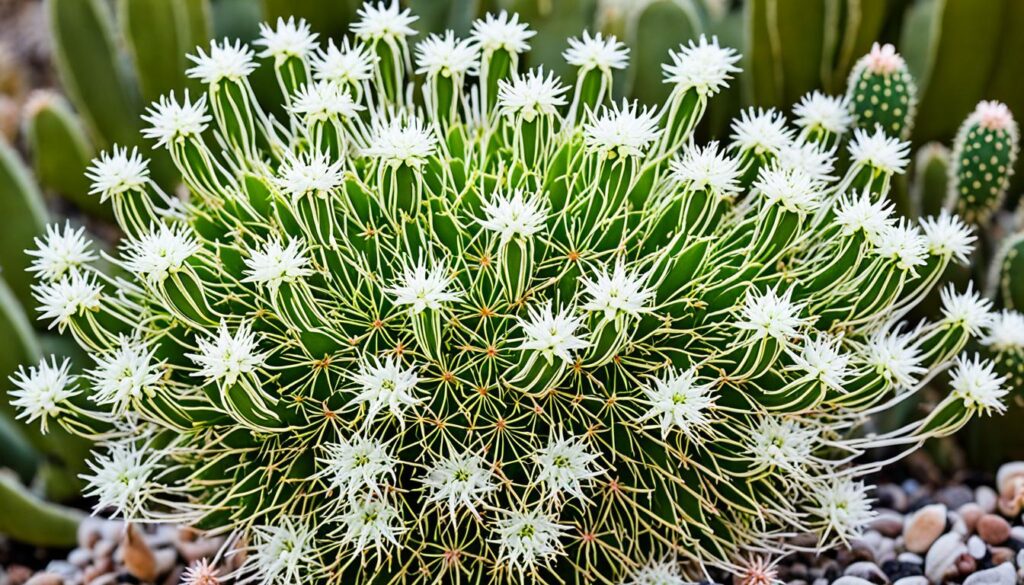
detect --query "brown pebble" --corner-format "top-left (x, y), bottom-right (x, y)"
top-left (904, 504), bottom-right (948, 553)
top-left (122, 524), bottom-right (158, 582)
top-left (991, 546), bottom-right (1015, 565)
top-left (958, 503), bottom-right (984, 533)
top-left (977, 513), bottom-right (1011, 545)
top-left (955, 552), bottom-right (977, 575)
top-left (24, 574), bottom-right (64, 585)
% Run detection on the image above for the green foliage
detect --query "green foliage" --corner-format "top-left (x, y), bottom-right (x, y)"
top-left (910, 142), bottom-right (950, 218)
top-left (0, 137), bottom-right (47, 308)
top-left (946, 102), bottom-right (1019, 224)
top-left (0, 471), bottom-right (83, 547)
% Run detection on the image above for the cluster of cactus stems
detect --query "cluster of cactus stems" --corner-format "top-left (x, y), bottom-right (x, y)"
top-left (5, 3), bottom-right (1019, 583)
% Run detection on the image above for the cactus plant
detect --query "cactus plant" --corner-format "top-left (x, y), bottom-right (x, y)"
top-left (846, 43), bottom-right (917, 140)
top-left (7, 3), bottom-right (1015, 583)
top-left (945, 101), bottom-right (1020, 224)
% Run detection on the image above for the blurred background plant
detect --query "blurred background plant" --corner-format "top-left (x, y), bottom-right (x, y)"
top-left (1, 0), bottom-right (1024, 545)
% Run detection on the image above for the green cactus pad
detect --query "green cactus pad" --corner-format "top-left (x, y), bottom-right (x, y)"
top-left (998, 232), bottom-right (1024, 311)
top-left (846, 42), bottom-right (917, 139)
top-left (948, 101), bottom-right (1020, 224)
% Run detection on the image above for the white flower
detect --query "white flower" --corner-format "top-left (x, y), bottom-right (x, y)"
top-left (919, 210), bottom-right (975, 265)
top-left (864, 328), bottom-right (925, 390)
top-left (249, 518), bottom-right (316, 585)
top-left (81, 442), bottom-right (159, 518)
top-left (9, 356), bottom-right (78, 432)
top-left (386, 262), bottom-right (462, 314)
top-left (242, 238), bottom-right (314, 292)
top-left (415, 31), bottom-right (478, 78)
top-left (835, 191), bottom-right (895, 244)
top-left (812, 477), bottom-right (874, 543)
top-left (352, 0), bottom-right (418, 42)
top-left (87, 336), bottom-right (163, 413)
top-left (186, 39), bottom-right (256, 84)
top-left (793, 91), bottom-right (852, 136)
top-left (753, 165), bottom-right (823, 214)
top-left (142, 92), bottom-right (211, 148)
top-left (622, 558), bottom-right (688, 585)
top-left (472, 11), bottom-right (535, 54)
top-left (478, 189), bottom-right (547, 243)
top-left (34, 271), bottom-right (103, 330)
top-left (85, 146), bottom-right (150, 201)
top-left (186, 322), bottom-right (266, 387)
top-left (637, 367), bottom-right (715, 439)
top-left (875, 219), bottom-right (929, 273)
top-left (662, 35), bottom-right (740, 97)
top-left (736, 287), bottom-right (807, 342)
top-left (982, 310), bottom-right (1024, 351)
top-left (534, 434), bottom-right (602, 500)
top-left (563, 30), bottom-right (629, 72)
top-left (255, 17), bottom-right (318, 61)
top-left (583, 100), bottom-right (662, 158)
top-left (939, 283), bottom-right (994, 336)
top-left (848, 127), bottom-right (910, 174)
top-left (422, 452), bottom-right (495, 521)
top-left (517, 301), bottom-right (589, 365)
top-left (749, 417), bottom-right (818, 474)
top-left (967, 100), bottom-right (1018, 135)
top-left (120, 223), bottom-right (201, 285)
top-left (581, 261), bottom-right (654, 321)
top-left (730, 108), bottom-right (795, 156)
top-left (949, 354), bottom-right (1007, 415)
top-left (288, 80), bottom-right (363, 122)
top-left (320, 435), bottom-right (397, 497)
top-left (669, 141), bottom-right (742, 196)
top-left (859, 42), bottom-right (906, 76)
top-left (272, 151), bottom-right (345, 199)
top-left (27, 221), bottom-right (97, 282)
top-left (311, 39), bottom-right (375, 86)
top-left (349, 355), bottom-right (420, 428)
top-left (338, 496), bottom-right (405, 553)
top-left (491, 509), bottom-right (568, 571)
top-left (777, 141), bottom-right (836, 182)
top-left (364, 117), bottom-right (438, 168)
top-left (497, 67), bottom-right (569, 122)
top-left (789, 335), bottom-right (851, 391)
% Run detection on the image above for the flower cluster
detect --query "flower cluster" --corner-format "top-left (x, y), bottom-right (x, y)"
top-left (10, 2), bottom-right (1010, 583)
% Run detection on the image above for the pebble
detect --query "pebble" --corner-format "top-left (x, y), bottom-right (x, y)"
top-left (978, 514), bottom-right (1011, 545)
top-left (843, 561), bottom-right (887, 583)
top-left (24, 574), bottom-right (64, 585)
top-left (962, 562), bottom-right (1016, 585)
top-left (896, 552), bottom-right (922, 565)
top-left (881, 559), bottom-right (922, 581)
top-left (892, 578), bottom-right (928, 585)
top-left (903, 504), bottom-right (947, 553)
top-left (832, 578), bottom-right (875, 585)
top-left (959, 503), bottom-right (985, 533)
top-left (924, 533), bottom-right (965, 583)
top-left (877, 484), bottom-right (909, 512)
top-left (937, 485), bottom-right (975, 510)
top-left (976, 486), bottom-right (999, 514)
top-left (990, 546), bottom-right (1015, 565)
top-left (967, 535), bottom-right (987, 559)
top-left (997, 462), bottom-right (1024, 496)
top-left (1011, 525), bottom-right (1024, 542)
top-left (869, 511), bottom-right (905, 538)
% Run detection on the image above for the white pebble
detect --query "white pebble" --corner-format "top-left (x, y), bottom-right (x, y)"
top-left (968, 535), bottom-right (988, 559)
top-left (963, 562), bottom-right (1016, 585)
top-left (925, 532), bottom-right (966, 583)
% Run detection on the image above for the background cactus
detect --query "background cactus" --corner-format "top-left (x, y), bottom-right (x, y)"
top-left (6, 4), bottom-right (1014, 582)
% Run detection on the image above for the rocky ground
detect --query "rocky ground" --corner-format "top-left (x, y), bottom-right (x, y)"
top-left (6, 462), bottom-right (1024, 584)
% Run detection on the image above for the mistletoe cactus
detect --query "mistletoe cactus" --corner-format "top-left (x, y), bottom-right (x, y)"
top-left (6, 2), bottom-right (1013, 583)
